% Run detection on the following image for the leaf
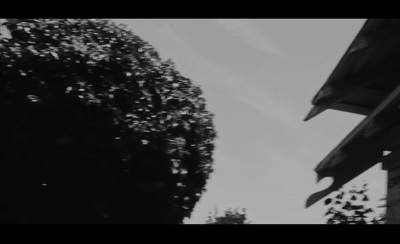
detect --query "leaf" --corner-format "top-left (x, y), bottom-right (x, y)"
top-left (335, 193), bottom-right (343, 200)
top-left (50, 51), bottom-right (59, 60)
top-left (27, 45), bottom-right (38, 55)
top-left (324, 198), bottom-right (332, 205)
top-left (342, 201), bottom-right (352, 211)
top-left (356, 219), bottom-right (366, 224)
top-left (352, 205), bottom-right (364, 210)
top-left (27, 94), bottom-right (40, 103)
top-left (355, 210), bottom-right (364, 215)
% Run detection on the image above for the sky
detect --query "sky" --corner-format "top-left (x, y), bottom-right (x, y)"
top-left (113, 19), bottom-right (387, 224)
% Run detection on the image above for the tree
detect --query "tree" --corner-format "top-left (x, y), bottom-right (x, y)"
top-left (0, 19), bottom-right (216, 224)
top-left (324, 184), bottom-right (386, 224)
top-left (206, 207), bottom-right (251, 224)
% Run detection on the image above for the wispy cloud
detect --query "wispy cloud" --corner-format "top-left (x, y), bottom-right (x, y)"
top-left (240, 94), bottom-right (301, 131)
top-left (138, 19), bottom-right (307, 153)
top-left (216, 19), bottom-right (283, 56)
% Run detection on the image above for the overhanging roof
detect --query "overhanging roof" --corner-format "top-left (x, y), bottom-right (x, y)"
top-left (305, 19), bottom-right (400, 121)
top-left (305, 19), bottom-right (400, 208)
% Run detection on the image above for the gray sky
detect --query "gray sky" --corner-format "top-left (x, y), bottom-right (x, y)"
top-left (113, 19), bottom-right (387, 224)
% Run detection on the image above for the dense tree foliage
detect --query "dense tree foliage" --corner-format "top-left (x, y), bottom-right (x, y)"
top-left (0, 19), bottom-right (216, 224)
top-left (206, 207), bottom-right (250, 224)
top-left (324, 184), bottom-right (386, 224)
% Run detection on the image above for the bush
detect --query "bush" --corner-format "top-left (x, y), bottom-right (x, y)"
top-left (0, 19), bottom-right (216, 224)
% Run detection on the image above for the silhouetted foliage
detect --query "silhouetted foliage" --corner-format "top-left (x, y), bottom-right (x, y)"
top-left (0, 19), bottom-right (216, 224)
top-left (206, 207), bottom-right (250, 224)
top-left (324, 184), bottom-right (386, 224)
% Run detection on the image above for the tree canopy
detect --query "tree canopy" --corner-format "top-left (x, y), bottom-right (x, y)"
top-left (324, 184), bottom-right (386, 224)
top-left (0, 19), bottom-right (216, 224)
top-left (206, 207), bottom-right (250, 224)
